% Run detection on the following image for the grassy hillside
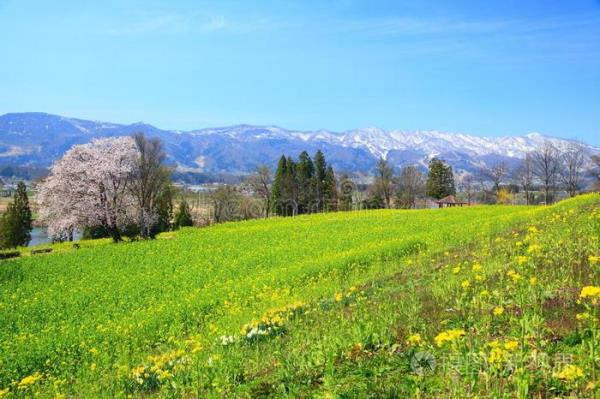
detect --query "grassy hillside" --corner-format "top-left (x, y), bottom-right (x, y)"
top-left (0, 195), bottom-right (598, 398)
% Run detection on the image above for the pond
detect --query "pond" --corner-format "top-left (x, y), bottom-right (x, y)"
top-left (29, 227), bottom-right (82, 247)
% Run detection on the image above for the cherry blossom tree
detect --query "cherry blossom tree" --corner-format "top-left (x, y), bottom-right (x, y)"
top-left (37, 137), bottom-right (138, 242)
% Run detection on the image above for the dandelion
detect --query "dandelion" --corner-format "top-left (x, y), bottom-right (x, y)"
top-left (507, 270), bottom-right (522, 282)
top-left (504, 340), bottom-right (519, 351)
top-left (472, 263), bottom-right (482, 272)
top-left (580, 286), bottom-right (600, 304)
top-left (516, 256), bottom-right (528, 265)
top-left (554, 364), bottom-right (584, 382)
top-left (18, 372), bottom-right (42, 389)
top-left (527, 244), bottom-right (541, 254)
top-left (452, 266), bottom-right (461, 274)
top-left (335, 292), bottom-right (343, 302)
top-left (488, 347), bottom-right (509, 365)
top-left (461, 280), bottom-right (471, 290)
top-left (589, 255), bottom-right (599, 265)
top-left (529, 276), bottom-right (538, 286)
top-left (406, 333), bottom-right (422, 346)
top-left (434, 329), bottom-right (465, 347)
top-left (493, 306), bottom-right (504, 316)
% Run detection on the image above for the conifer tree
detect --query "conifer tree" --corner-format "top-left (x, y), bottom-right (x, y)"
top-left (174, 197), bottom-right (193, 228)
top-left (0, 181), bottom-right (33, 248)
top-left (425, 158), bottom-right (456, 199)
top-left (323, 165), bottom-right (338, 211)
top-left (296, 151), bottom-right (315, 214)
top-left (270, 156), bottom-right (287, 215)
top-left (313, 150), bottom-right (327, 212)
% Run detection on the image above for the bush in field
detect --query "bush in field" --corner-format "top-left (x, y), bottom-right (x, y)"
top-left (174, 197), bottom-right (193, 228)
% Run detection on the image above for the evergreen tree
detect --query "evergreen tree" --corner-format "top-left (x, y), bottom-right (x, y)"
top-left (271, 156), bottom-right (299, 216)
top-left (174, 197), bottom-right (193, 228)
top-left (270, 156), bottom-right (287, 215)
top-left (323, 165), bottom-right (338, 211)
top-left (296, 151), bottom-right (315, 214)
top-left (313, 150), bottom-right (327, 212)
top-left (425, 158), bottom-right (456, 199)
top-left (0, 182), bottom-right (33, 248)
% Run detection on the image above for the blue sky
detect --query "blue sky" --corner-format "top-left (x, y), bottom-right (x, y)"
top-left (1, 0), bottom-right (599, 144)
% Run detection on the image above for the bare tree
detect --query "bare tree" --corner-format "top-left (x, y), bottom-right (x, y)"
top-left (458, 174), bottom-right (476, 205)
top-left (374, 157), bottom-right (394, 208)
top-left (395, 166), bottom-right (425, 209)
top-left (212, 186), bottom-right (242, 223)
top-left (561, 141), bottom-right (586, 197)
top-left (531, 141), bottom-right (562, 205)
top-left (246, 165), bottom-right (272, 217)
top-left (481, 161), bottom-right (508, 194)
top-left (129, 133), bottom-right (171, 238)
top-left (515, 153), bottom-right (535, 205)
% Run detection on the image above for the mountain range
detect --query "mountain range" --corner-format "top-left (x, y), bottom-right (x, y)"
top-left (0, 112), bottom-right (597, 177)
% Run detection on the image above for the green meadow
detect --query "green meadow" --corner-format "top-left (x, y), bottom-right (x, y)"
top-left (1, 194), bottom-right (598, 398)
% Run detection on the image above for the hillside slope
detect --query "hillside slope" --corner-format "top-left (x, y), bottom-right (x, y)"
top-left (0, 195), bottom-right (598, 397)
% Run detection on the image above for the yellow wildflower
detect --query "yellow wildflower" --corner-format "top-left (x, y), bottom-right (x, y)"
top-left (580, 286), bottom-right (600, 304)
top-left (18, 373), bottom-right (42, 389)
top-left (406, 333), bottom-right (422, 346)
top-left (493, 306), bottom-right (504, 316)
top-left (0, 388), bottom-right (9, 398)
top-left (504, 340), bottom-right (519, 351)
top-left (589, 255), bottom-right (599, 265)
top-left (488, 347), bottom-right (509, 364)
top-left (452, 266), bottom-right (461, 274)
top-left (461, 280), bottom-right (471, 290)
top-left (576, 312), bottom-right (591, 321)
top-left (516, 256), bottom-right (528, 265)
top-left (480, 289), bottom-right (490, 298)
top-left (472, 263), bottom-right (482, 272)
top-left (555, 364), bottom-right (584, 382)
top-left (434, 329), bottom-right (465, 347)
top-left (529, 277), bottom-right (538, 286)
top-left (527, 244), bottom-right (541, 254)
top-left (507, 269), bottom-right (522, 282)
top-left (335, 292), bottom-right (343, 302)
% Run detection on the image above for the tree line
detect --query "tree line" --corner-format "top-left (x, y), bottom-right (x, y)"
top-left (3, 135), bottom-right (597, 248)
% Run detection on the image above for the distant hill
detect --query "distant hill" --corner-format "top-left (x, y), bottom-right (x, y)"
top-left (0, 112), bottom-right (597, 175)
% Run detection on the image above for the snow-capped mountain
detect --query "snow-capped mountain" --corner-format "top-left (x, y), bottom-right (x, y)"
top-left (0, 112), bottom-right (597, 175)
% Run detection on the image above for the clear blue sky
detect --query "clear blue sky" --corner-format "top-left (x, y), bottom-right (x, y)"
top-left (1, 0), bottom-right (599, 144)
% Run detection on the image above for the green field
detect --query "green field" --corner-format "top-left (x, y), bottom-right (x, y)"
top-left (0, 195), bottom-right (599, 398)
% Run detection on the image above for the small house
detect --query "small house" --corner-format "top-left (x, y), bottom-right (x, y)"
top-left (434, 195), bottom-right (467, 208)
